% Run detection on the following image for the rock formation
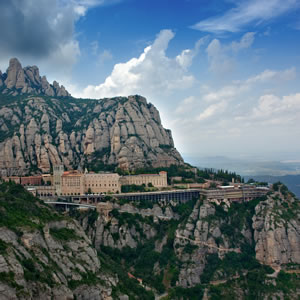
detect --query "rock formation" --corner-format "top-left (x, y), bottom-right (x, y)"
top-left (0, 94), bottom-right (183, 175)
top-left (0, 58), bottom-right (70, 97)
top-left (253, 184), bottom-right (300, 267)
top-left (0, 182), bottom-right (117, 299)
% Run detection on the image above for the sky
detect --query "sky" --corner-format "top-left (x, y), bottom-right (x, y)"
top-left (0, 0), bottom-right (300, 165)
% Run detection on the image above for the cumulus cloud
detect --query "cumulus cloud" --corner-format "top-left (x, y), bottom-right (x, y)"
top-left (80, 30), bottom-right (201, 98)
top-left (190, 67), bottom-right (296, 123)
top-left (203, 67), bottom-right (296, 103)
top-left (205, 32), bottom-right (255, 75)
top-left (192, 0), bottom-right (300, 33)
top-left (248, 93), bottom-right (300, 123)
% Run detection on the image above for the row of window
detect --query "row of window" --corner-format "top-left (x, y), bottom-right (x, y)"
top-left (86, 183), bottom-right (118, 187)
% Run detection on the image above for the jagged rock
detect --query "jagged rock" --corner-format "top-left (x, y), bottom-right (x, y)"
top-left (4, 58), bottom-right (23, 89)
top-left (253, 191), bottom-right (300, 266)
top-left (0, 94), bottom-right (183, 175)
top-left (1, 58), bottom-right (70, 97)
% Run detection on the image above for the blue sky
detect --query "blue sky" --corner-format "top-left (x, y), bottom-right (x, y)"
top-left (1, 0), bottom-right (300, 163)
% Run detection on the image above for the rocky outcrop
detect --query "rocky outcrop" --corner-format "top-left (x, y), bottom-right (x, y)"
top-left (0, 58), bottom-right (70, 97)
top-left (0, 95), bottom-right (183, 175)
top-left (79, 202), bottom-right (176, 252)
top-left (0, 182), bottom-right (117, 299)
top-left (253, 186), bottom-right (300, 267)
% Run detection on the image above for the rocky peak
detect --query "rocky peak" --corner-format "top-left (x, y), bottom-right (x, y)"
top-left (0, 58), bottom-right (71, 97)
top-left (0, 95), bottom-right (183, 175)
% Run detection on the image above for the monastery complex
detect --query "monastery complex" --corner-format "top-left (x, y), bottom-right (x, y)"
top-left (2, 165), bottom-right (168, 197)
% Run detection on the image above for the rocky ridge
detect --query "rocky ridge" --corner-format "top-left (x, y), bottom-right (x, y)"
top-left (1, 177), bottom-right (300, 298)
top-left (0, 94), bottom-right (183, 175)
top-left (76, 184), bottom-right (300, 299)
top-left (0, 58), bottom-right (70, 97)
top-left (253, 184), bottom-right (300, 267)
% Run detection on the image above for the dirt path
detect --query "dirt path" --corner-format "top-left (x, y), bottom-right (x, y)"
top-left (175, 234), bottom-right (241, 253)
top-left (285, 269), bottom-right (300, 274)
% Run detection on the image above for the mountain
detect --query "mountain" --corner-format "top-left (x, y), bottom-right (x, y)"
top-left (2, 180), bottom-right (299, 299)
top-left (0, 59), bottom-right (183, 175)
top-left (75, 182), bottom-right (300, 299)
top-left (0, 58), bottom-right (70, 97)
top-left (0, 181), bottom-right (117, 299)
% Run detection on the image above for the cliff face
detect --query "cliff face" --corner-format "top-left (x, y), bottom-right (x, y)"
top-left (76, 185), bottom-right (300, 299)
top-left (0, 94), bottom-right (183, 175)
top-left (253, 184), bottom-right (300, 267)
top-left (0, 182), bottom-right (116, 300)
top-left (0, 58), bottom-right (69, 97)
top-left (1, 179), bottom-right (300, 298)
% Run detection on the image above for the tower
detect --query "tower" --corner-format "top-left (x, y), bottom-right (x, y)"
top-left (53, 165), bottom-right (64, 196)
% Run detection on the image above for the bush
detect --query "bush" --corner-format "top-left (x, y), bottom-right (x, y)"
top-left (49, 227), bottom-right (79, 241)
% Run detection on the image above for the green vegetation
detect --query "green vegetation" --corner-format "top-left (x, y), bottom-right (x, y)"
top-left (68, 271), bottom-right (101, 290)
top-left (49, 227), bottom-right (79, 241)
top-left (167, 285), bottom-right (204, 300)
top-left (0, 239), bottom-right (8, 254)
top-left (85, 148), bottom-right (117, 173)
top-left (99, 251), bottom-right (155, 299)
top-left (121, 184), bottom-right (158, 193)
top-left (97, 198), bottom-right (198, 294)
top-left (0, 271), bottom-right (22, 290)
top-left (117, 164), bottom-right (243, 185)
top-left (0, 181), bottom-right (62, 233)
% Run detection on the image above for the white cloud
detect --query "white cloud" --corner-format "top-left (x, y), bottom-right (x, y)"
top-left (192, 0), bottom-right (300, 33)
top-left (197, 100), bottom-right (227, 121)
top-left (66, 0), bottom-right (122, 16)
top-left (170, 67), bottom-right (296, 128)
top-left (79, 30), bottom-right (201, 98)
top-left (231, 32), bottom-right (255, 52)
top-left (245, 67), bottom-right (296, 84)
top-left (205, 32), bottom-right (256, 75)
top-left (175, 96), bottom-right (196, 114)
top-left (206, 39), bottom-right (234, 74)
top-left (251, 93), bottom-right (300, 122)
top-left (194, 67), bottom-right (296, 122)
top-left (176, 36), bottom-right (209, 70)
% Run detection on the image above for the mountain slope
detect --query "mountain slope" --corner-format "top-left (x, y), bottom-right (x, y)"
top-left (0, 181), bottom-right (117, 299)
top-left (74, 184), bottom-right (300, 299)
top-left (0, 58), bottom-right (183, 175)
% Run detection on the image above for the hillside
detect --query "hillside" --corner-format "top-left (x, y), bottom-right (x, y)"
top-left (0, 181), bottom-right (115, 299)
top-left (1, 179), bottom-right (300, 298)
top-left (0, 59), bottom-right (183, 175)
top-left (73, 182), bottom-right (300, 299)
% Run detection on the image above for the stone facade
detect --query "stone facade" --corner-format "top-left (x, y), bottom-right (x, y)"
top-left (57, 168), bottom-right (121, 196)
top-left (84, 173), bottom-right (120, 194)
top-left (53, 165), bottom-right (64, 195)
top-left (120, 171), bottom-right (167, 188)
top-left (61, 170), bottom-right (85, 196)
top-left (1, 165), bottom-right (167, 196)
